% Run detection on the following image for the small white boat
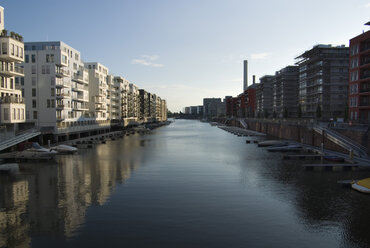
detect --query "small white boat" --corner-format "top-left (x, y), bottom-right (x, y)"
top-left (352, 178), bottom-right (370, 194)
top-left (51, 144), bottom-right (78, 154)
top-left (17, 142), bottom-right (58, 160)
top-left (258, 140), bottom-right (288, 147)
top-left (267, 144), bottom-right (302, 152)
top-left (0, 163), bottom-right (19, 174)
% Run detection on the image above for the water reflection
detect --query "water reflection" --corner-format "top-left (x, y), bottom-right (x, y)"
top-left (1, 121), bottom-right (370, 247)
top-left (0, 134), bottom-right (144, 247)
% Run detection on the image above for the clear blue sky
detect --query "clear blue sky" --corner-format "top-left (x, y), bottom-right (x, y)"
top-left (2, 0), bottom-right (370, 112)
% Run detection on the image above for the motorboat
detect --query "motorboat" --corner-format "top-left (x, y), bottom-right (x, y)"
top-left (323, 155), bottom-right (345, 162)
top-left (352, 178), bottom-right (370, 194)
top-left (0, 163), bottom-right (19, 174)
top-left (258, 140), bottom-right (289, 147)
top-left (16, 142), bottom-right (58, 160)
top-left (267, 144), bottom-right (302, 152)
top-left (51, 144), bottom-right (78, 154)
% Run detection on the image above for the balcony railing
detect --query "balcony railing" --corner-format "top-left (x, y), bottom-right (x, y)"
top-left (0, 96), bottom-right (24, 104)
top-left (0, 30), bottom-right (23, 42)
top-left (0, 63), bottom-right (24, 75)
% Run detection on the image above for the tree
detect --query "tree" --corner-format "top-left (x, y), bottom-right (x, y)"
top-left (283, 108), bottom-right (288, 118)
top-left (316, 105), bottom-right (322, 119)
top-left (297, 104), bottom-right (302, 118)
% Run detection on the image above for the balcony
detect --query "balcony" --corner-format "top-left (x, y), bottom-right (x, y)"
top-left (71, 83), bottom-right (87, 92)
top-left (0, 96), bottom-right (24, 104)
top-left (95, 106), bottom-right (107, 111)
top-left (56, 92), bottom-right (71, 99)
top-left (0, 32), bottom-right (24, 63)
top-left (55, 80), bottom-right (70, 88)
top-left (94, 96), bottom-right (104, 103)
top-left (56, 104), bottom-right (65, 109)
top-left (0, 63), bottom-right (24, 77)
top-left (55, 68), bottom-right (70, 77)
top-left (72, 70), bottom-right (89, 84)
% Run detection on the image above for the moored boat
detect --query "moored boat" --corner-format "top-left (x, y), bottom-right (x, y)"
top-left (352, 178), bottom-right (370, 194)
top-left (267, 145), bottom-right (302, 152)
top-left (258, 140), bottom-right (288, 147)
top-left (0, 163), bottom-right (19, 174)
top-left (51, 144), bottom-right (78, 154)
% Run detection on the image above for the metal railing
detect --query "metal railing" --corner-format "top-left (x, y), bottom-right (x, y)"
top-left (0, 96), bottom-right (24, 104)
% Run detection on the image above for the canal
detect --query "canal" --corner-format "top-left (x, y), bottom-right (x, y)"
top-left (1, 119), bottom-right (370, 248)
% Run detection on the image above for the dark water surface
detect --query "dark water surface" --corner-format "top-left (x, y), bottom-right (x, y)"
top-left (1, 120), bottom-right (370, 248)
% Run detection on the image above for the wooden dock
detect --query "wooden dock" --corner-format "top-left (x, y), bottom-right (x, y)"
top-left (303, 163), bottom-right (365, 171)
top-left (283, 154), bottom-right (323, 160)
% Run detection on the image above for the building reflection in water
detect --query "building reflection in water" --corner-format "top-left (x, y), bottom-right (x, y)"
top-left (0, 135), bottom-right (144, 248)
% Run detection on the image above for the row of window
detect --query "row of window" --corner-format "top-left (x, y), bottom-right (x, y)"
top-left (0, 76), bottom-right (14, 89)
top-left (2, 107), bottom-right (24, 121)
top-left (1, 42), bottom-right (24, 59)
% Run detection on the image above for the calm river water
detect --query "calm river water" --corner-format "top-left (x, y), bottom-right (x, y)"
top-left (1, 120), bottom-right (370, 248)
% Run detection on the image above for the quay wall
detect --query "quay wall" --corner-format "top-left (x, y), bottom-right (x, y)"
top-left (239, 119), bottom-right (370, 155)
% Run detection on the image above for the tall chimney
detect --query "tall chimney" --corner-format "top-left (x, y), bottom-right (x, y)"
top-left (243, 60), bottom-right (248, 91)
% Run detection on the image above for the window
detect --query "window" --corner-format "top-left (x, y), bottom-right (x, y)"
top-left (32, 77), bottom-right (36, 86)
top-left (31, 54), bottom-right (36, 63)
top-left (75, 54), bottom-right (79, 61)
top-left (50, 77), bottom-right (55, 86)
top-left (25, 54), bottom-right (29, 63)
top-left (2, 42), bottom-right (7, 55)
top-left (3, 108), bottom-right (9, 120)
top-left (47, 99), bottom-right (50, 108)
top-left (11, 44), bottom-right (14, 56)
top-left (51, 88), bottom-right (55, 96)
top-left (10, 78), bottom-right (13, 89)
top-left (13, 108), bottom-right (16, 119)
top-left (32, 45), bottom-right (36, 51)
top-left (17, 109), bottom-right (20, 120)
top-left (62, 55), bottom-right (67, 64)
top-left (51, 99), bottom-right (55, 108)
top-left (46, 54), bottom-right (54, 63)
top-left (31, 65), bottom-right (36, 74)
top-left (0, 77), bottom-right (4, 88)
top-left (33, 111), bottom-right (37, 119)
top-left (20, 47), bottom-right (23, 59)
top-left (41, 65), bottom-right (45, 74)
top-left (32, 88), bottom-right (36, 97)
top-left (32, 99), bottom-right (36, 108)
top-left (46, 65), bottom-right (50, 74)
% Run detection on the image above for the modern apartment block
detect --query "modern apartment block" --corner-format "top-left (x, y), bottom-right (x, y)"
top-left (85, 62), bottom-right (110, 123)
top-left (256, 75), bottom-right (274, 117)
top-left (113, 76), bottom-right (129, 122)
top-left (203, 98), bottom-right (222, 118)
top-left (128, 83), bottom-right (140, 122)
top-left (139, 89), bottom-right (149, 121)
top-left (349, 26), bottom-right (370, 123)
top-left (0, 6), bottom-right (25, 131)
top-left (296, 45), bottom-right (349, 120)
top-left (22, 41), bottom-right (92, 135)
top-left (272, 66), bottom-right (299, 118)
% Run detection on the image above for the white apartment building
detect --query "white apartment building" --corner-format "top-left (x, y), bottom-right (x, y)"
top-left (85, 62), bottom-right (110, 125)
top-left (113, 76), bottom-right (129, 123)
top-left (0, 6), bottom-right (25, 131)
top-left (22, 41), bottom-right (92, 135)
top-left (128, 83), bottom-right (139, 122)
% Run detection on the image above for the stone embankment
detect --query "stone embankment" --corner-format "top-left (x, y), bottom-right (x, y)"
top-left (223, 118), bottom-right (370, 156)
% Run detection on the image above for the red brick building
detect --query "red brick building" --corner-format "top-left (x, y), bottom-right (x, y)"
top-left (349, 23), bottom-right (370, 123)
top-left (226, 87), bottom-right (256, 118)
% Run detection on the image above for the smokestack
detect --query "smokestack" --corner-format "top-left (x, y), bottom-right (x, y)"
top-left (253, 75), bottom-right (255, 85)
top-left (243, 60), bottom-right (248, 91)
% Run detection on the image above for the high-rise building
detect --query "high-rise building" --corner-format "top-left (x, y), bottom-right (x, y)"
top-left (272, 66), bottom-right (299, 118)
top-left (349, 23), bottom-right (370, 123)
top-left (256, 75), bottom-right (274, 118)
top-left (296, 44), bottom-right (349, 120)
top-left (23, 41), bottom-right (91, 135)
top-left (85, 62), bottom-right (110, 122)
top-left (0, 6), bottom-right (25, 131)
